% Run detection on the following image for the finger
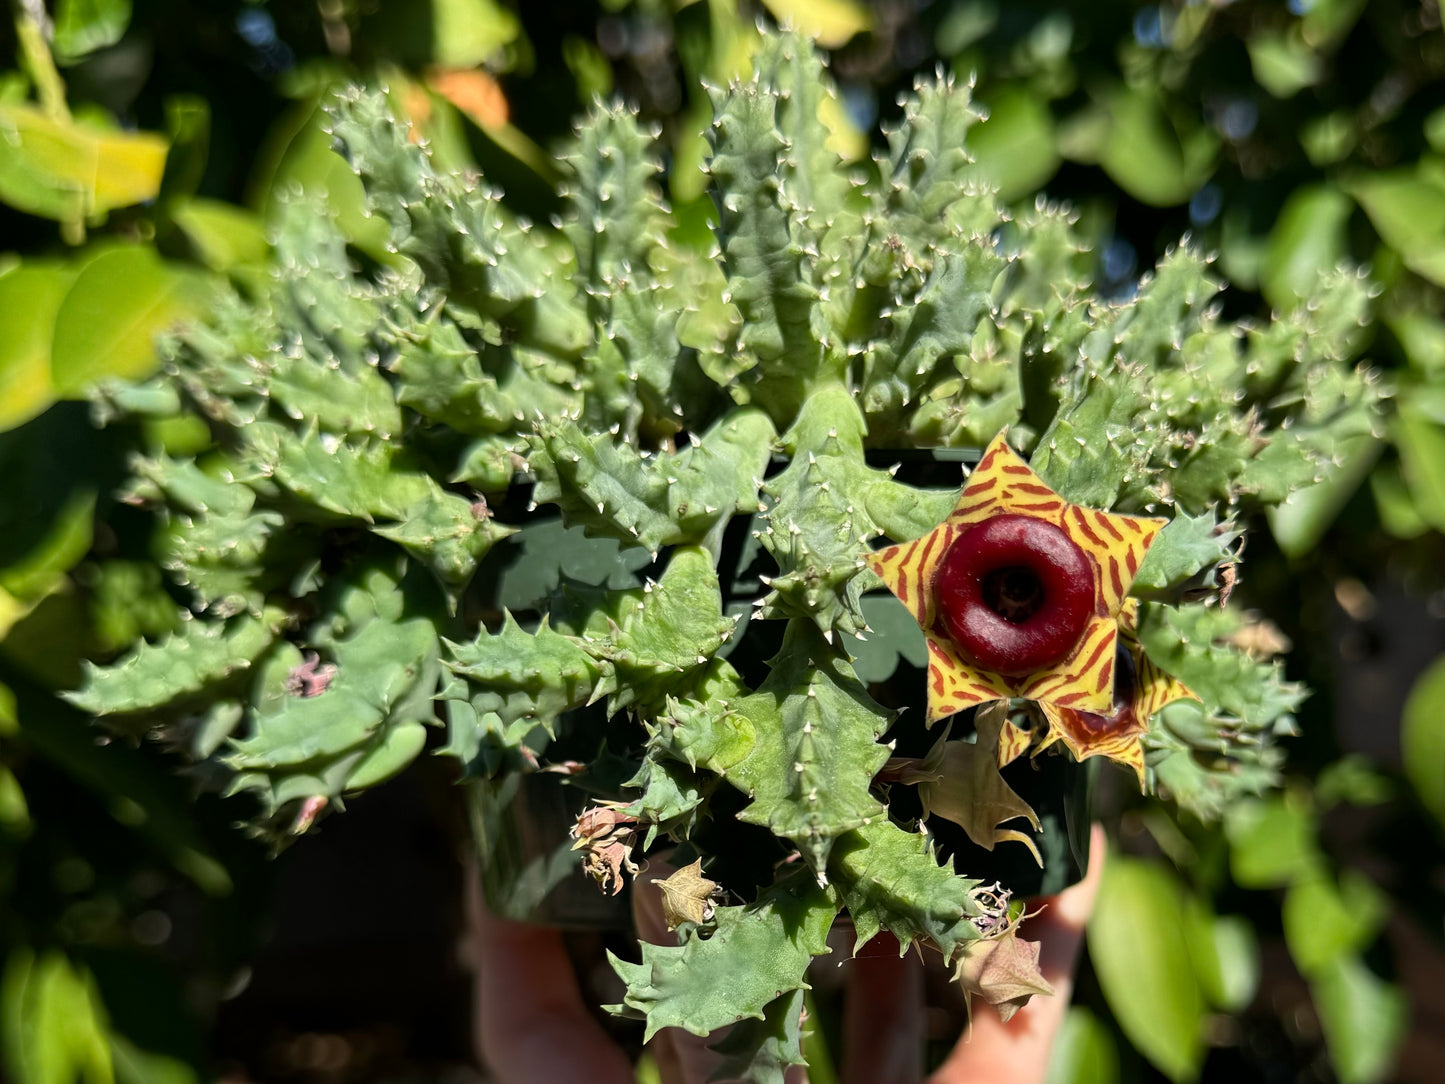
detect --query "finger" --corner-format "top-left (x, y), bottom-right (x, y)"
top-left (840, 932), bottom-right (925, 1084)
top-left (926, 824), bottom-right (1107, 1084)
top-left (465, 861), bottom-right (635, 1084)
top-left (632, 857), bottom-right (724, 1084)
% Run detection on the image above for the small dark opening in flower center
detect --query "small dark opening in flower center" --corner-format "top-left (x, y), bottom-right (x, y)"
top-left (981, 566), bottom-right (1045, 623)
top-left (1112, 642), bottom-right (1138, 714)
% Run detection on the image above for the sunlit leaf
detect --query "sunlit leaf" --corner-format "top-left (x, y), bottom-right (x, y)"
top-left (1393, 404), bottom-right (1445, 533)
top-left (1347, 168), bottom-right (1445, 287)
top-left (0, 263), bottom-right (75, 432)
top-left (759, 0), bottom-right (871, 47)
top-left (1077, 87), bottom-right (1218, 207)
top-left (0, 103), bottom-right (166, 221)
top-left (168, 198), bottom-right (269, 271)
top-left (1224, 793), bottom-right (1321, 888)
top-left (1088, 856), bottom-right (1205, 1082)
top-left (52, 0), bottom-right (133, 62)
top-left (1310, 955), bottom-right (1407, 1084)
top-left (1185, 903), bottom-right (1260, 1013)
top-left (966, 87), bottom-right (1060, 201)
top-left (1283, 870), bottom-right (1389, 976)
top-left (50, 247), bottom-right (212, 395)
top-left (1259, 184), bottom-right (1352, 308)
top-left (1045, 1006), bottom-right (1120, 1084)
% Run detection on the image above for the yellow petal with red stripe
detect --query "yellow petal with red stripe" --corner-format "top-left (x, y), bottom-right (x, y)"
top-left (922, 636), bottom-right (1012, 724)
top-left (1038, 701), bottom-right (1148, 791)
top-left (1012, 614), bottom-right (1119, 715)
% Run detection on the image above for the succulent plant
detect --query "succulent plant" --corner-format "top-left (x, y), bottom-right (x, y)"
top-left (69, 28), bottom-right (1381, 1078)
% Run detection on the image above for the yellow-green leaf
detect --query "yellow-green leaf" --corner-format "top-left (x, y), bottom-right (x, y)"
top-left (1311, 955), bottom-right (1407, 1084)
top-left (0, 263), bottom-right (76, 432)
top-left (0, 103), bottom-right (167, 221)
top-left (169, 198), bottom-right (269, 271)
top-left (50, 247), bottom-right (212, 396)
top-left (1088, 857), bottom-right (1205, 1083)
top-left (759, 0), bottom-right (871, 47)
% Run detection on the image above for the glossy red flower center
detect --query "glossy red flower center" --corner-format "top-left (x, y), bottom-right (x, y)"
top-left (933, 515), bottom-right (1095, 677)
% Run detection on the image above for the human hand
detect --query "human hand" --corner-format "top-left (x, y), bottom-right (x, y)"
top-left (467, 825), bottom-right (1105, 1084)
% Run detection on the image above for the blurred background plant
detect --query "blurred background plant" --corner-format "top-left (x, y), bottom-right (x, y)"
top-left (2, 0), bottom-right (1443, 1082)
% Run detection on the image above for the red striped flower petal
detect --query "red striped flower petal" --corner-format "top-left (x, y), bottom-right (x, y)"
top-left (865, 431), bottom-right (1167, 722)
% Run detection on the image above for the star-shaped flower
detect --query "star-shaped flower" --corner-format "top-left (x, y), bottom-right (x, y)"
top-left (999, 599), bottom-right (1199, 789)
top-left (864, 432), bottom-right (1165, 722)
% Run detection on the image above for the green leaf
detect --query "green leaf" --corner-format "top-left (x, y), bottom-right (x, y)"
top-left (530, 408), bottom-right (774, 557)
top-left (168, 199), bottom-right (269, 271)
top-left (727, 623), bottom-right (890, 872)
top-left (1184, 899), bottom-right (1260, 1013)
top-left (1310, 955), bottom-right (1407, 1084)
top-left (109, 1034), bottom-right (198, 1084)
top-left (1045, 1007), bottom-right (1120, 1084)
top-left (828, 818), bottom-right (982, 960)
top-left (0, 765), bottom-right (30, 835)
top-left (609, 874), bottom-right (834, 1041)
top-left (708, 988), bottom-right (807, 1084)
top-left (758, 0), bottom-right (870, 47)
top-left (1283, 870), bottom-right (1389, 976)
top-left (841, 593), bottom-right (927, 684)
top-left (1260, 185), bottom-right (1352, 309)
top-left (0, 487), bottom-right (93, 604)
top-left (1402, 655), bottom-right (1445, 835)
top-left (1315, 755), bottom-right (1395, 809)
top-left (588, 547), bottom-right (736, 711)
top-left (0, 103), bottom-right (167, 221)
top-left (1247, 31), bottom-right (1322, 99)
top-left (1088, 857), bottom-right (1205, 1083)
top-left (491, 517), bottom-right (651, 612)
top-left (1347, 168), bottom-right (1445, 287)
top-left (1086, 87), bottom-right (1218, 208)
top-left (365, 0), bottom-right (520, 68)
top-left (257, 95), bottom-right (392, 254)
top-left (1, 950), bottom-right (115, 1084)
top-left (1267, 434), bottom-right (1382, 558)
top-left (1393, 405), bottom-right (1445, 533)
top-left (444, 613), bottom-right (603, 736)
top-left (1130, 510), bottom-right (1236, 598)
top-left (1224, 794), bottom-right (1322, 888)
top-left (1370, 459), bottom-right (1430, 540)
top-left (65, 610), bottom-right (280, 716)
top-left (51, 247), bottom-right (212, 396)
top-left (965, 88), bottom-right (1060, 201)
top-left (53, 0), bottom-right (133, 62)
top-left (0, 263), bottom-right (75, 432)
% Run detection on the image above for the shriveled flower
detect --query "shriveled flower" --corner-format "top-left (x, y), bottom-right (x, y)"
top-left (999, 599), bottom-right (1198, 788)
top-left (953, 882), bottom-right (1053, 1023)
top-left (865, 432), bottom-right (1165, 722)
top-left (571, 801), bottom-right (641, 896)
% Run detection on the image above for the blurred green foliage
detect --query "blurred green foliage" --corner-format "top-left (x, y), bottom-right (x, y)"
top-left (3, 0), bottom-right (1445, 1082)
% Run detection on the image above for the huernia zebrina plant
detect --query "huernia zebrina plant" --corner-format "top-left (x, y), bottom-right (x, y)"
top-left (69, 29), bottom-right (1380, 1078)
